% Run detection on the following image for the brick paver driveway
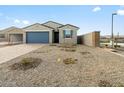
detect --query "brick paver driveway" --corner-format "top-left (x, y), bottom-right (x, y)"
top-left (0, 44), bottom-right (43, 64)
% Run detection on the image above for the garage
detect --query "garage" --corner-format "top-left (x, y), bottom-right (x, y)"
top-left (9, 34), bottom-right (23, 43)
top-left (26, 32), bottom-right (49, 43)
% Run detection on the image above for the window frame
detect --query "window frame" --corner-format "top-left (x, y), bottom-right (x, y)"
top-left (64, 29), bottom-right (73, 38)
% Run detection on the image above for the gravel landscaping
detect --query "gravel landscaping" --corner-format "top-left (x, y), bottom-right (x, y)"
top-left (0, 44), bottom-right (124, 87)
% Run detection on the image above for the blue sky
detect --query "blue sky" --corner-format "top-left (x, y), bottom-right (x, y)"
top-left (0, 5), bottom-right (124, 35)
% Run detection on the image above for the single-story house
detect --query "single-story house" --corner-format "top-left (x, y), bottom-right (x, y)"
top-left (0, 21), bottom-right (79, 44)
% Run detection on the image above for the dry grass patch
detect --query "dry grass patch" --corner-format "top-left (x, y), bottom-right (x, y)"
top-left (98, 80), bottom-right (124, 87)
top-left (114, 82), bottom-right (124, 87)
top-left (63, 58), bottom-right (78, 65)
top-left (9, 57), bottom-right (42, 71)
top-left (80, 51), bottom-right (91, 55)
top-left (98, 80), bottom-right (112, 87)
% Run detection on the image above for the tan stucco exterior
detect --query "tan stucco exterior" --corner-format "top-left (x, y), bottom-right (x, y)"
top-left (58, 24), bottom-right (79, 44)
top-left (23, 23), bottom-right (53, 43)
top-left (0, 21), bottom-right (79, 44)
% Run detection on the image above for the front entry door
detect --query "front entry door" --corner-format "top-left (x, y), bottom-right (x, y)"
top-left (54, 32), bottom-right (59, 43)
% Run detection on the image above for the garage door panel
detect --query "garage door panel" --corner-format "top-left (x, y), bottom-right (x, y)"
top-left (26, 32), bottom-right (49, 43)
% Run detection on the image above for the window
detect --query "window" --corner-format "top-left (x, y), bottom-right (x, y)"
top-left (64, 29), bottom-right (72, 38)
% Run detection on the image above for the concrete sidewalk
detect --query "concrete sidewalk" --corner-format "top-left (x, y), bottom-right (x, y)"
top-left (0, 44), bottom-right (43, 64)
top-left (104, 48), bottom-right (124, 58)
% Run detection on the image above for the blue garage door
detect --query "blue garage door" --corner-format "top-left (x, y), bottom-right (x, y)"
top-left (26, 32), bottom-right (49, 43)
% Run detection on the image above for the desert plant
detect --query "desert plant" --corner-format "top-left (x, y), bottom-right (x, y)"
top-left (98, 80), bottom-right (112, 87)
top-left (10, 57), bottom-right (42, 71)
top-left (63, 58), bottom-right (77, 64)
top-left (114, 82), bottom-right (124, 87)
top-left (80, 51), bottom-right (90, 55)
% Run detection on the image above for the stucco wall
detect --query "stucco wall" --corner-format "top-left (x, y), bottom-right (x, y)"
top-left (58, 25), bottom-right (78, 44)
top-left (23, 23), bottom-right (53, 43)
top-left (82, 31), bottom-right (100, 47)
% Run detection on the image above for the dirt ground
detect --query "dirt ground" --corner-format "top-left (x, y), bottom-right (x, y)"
top-left (0, 44), bottom-right (124, 87)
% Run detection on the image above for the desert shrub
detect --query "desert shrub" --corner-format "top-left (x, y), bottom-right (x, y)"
top-left (114, 82), bottom-right (124, 87)
top-left (80, 51), bottom-right (91, 55)
top-left (63, 58), bottom-right (78, 65)
top-left (10, 57), bottom-right (42, 71)
top-left (98, 80), bottom-right (112, 87)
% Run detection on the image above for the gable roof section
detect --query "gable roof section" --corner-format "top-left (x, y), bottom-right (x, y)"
top-left (0, 26), bottom-right (23, 34)
top-left (23, 23), bottom-right (54, 31)
top-left (58, 24), bottom-right (79, 29)
top-left (42, 21), bottom-right (63, 30)
top-left (42, 24), bottom-right (54, 29)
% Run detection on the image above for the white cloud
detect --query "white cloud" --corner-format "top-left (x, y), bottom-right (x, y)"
top-left (22, 20), bottom-right (30, 25)
top-left (93, 6), bottom-right (101, 12)
top-left (13, 19), bottom-right (30, 25)
top-left (117, 9), bottom-right (124, 15)
top-left (14, 19), bottom-right (21, 24)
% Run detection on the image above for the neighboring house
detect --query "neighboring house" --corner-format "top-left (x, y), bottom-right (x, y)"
top-left (0, 21), bottom-right (79, 44)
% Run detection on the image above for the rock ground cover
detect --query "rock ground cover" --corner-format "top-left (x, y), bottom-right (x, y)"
top-left (0, 45), bottom-right (124, 87)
